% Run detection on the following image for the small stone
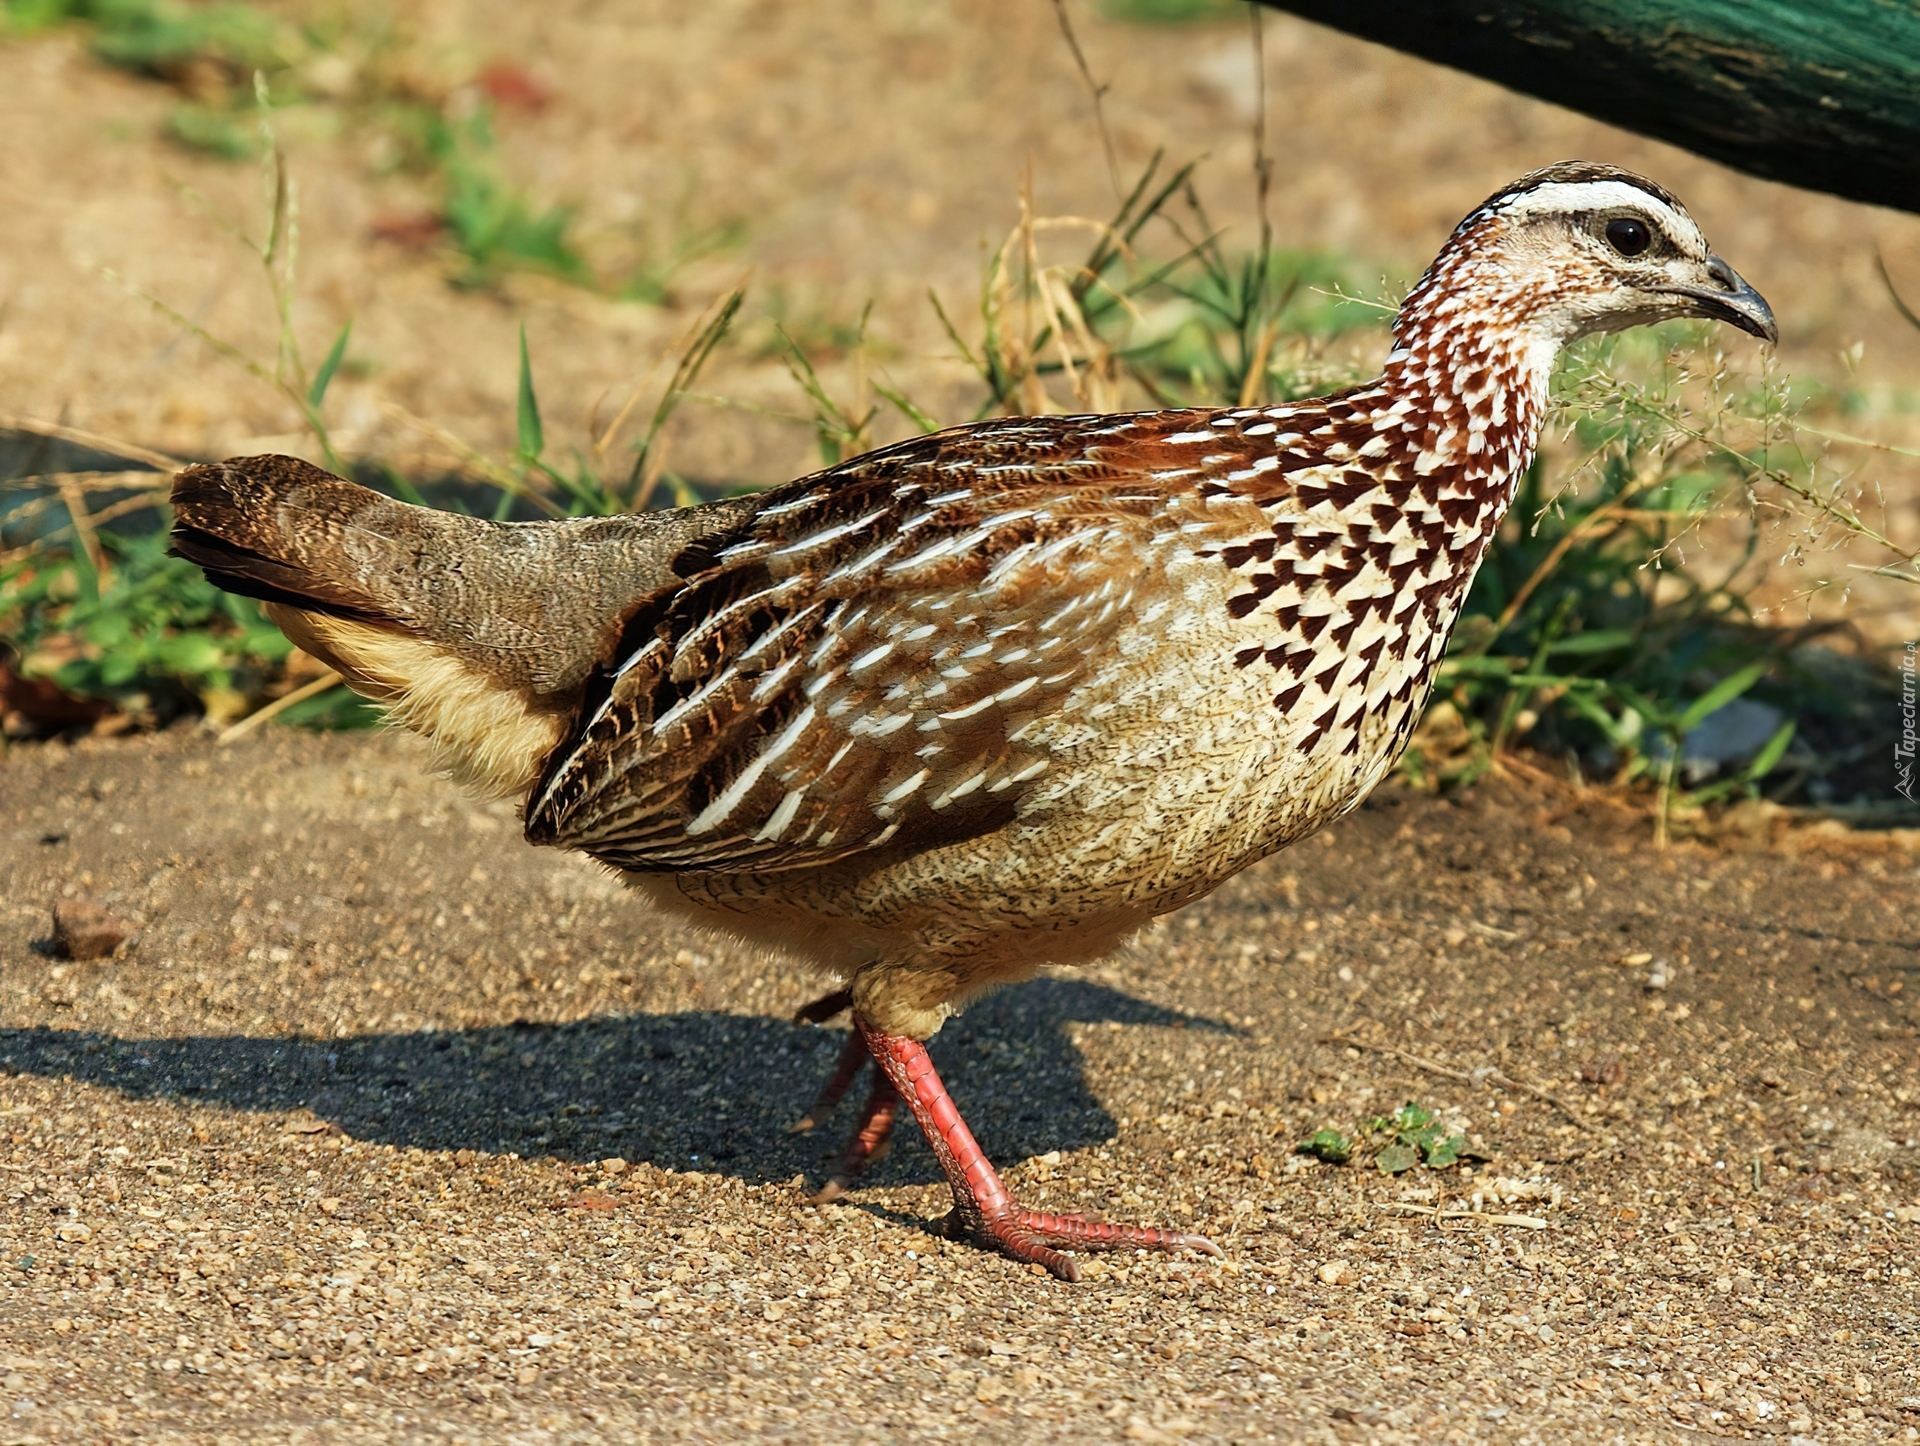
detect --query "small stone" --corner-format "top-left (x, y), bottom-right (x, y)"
top-left (600, 1157), bottom-right (629, 1175)
top-left (50, 898), bottom-right (131, 960)
top-left (1317, 1260), bottom-right (1354, 1286)
top-left (1578, 1054), bottom-right (1626, 1086)
top-left (54, 1223), bottom-right (90, 1243)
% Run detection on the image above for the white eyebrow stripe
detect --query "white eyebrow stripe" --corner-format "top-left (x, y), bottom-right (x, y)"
top-left (1492, 179), bottom-right (1702, 251)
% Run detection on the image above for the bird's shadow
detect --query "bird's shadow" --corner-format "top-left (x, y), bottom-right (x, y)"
top-left (0, 980), bottom-right (1227, 1192)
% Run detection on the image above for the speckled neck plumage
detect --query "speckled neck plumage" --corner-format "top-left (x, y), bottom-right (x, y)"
top-left (1199, 206), bottom-right (1559, 774)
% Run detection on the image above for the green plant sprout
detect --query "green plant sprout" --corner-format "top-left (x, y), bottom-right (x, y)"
top-left (1297, 1103), bottom-right (1471, 1175)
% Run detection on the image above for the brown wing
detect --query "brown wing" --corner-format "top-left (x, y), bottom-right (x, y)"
top-left (524, 411), bottom-right (1232, 874)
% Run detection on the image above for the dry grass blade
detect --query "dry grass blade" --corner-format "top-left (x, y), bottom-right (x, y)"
top-left (628, 282), bottom-right (746, 511)
top-left (1049, 0), bottom-right (1121, 201)
top-left (0, 475), bottom-right (174, 566)
top-left (217, 671), bottom-right (345, 744)
top-left (0, 416), bottom-right (188, 474)
top-left (55, 476), bottom-right (107, 583)
top-left (374, 399), bottom-right (562, 517)
top-left (1325, 1032), bottom-right (1583, 1124)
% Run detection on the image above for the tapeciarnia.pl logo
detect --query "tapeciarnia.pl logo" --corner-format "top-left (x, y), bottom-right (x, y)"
top-left (1899, 641), bottom-right (1917, 803)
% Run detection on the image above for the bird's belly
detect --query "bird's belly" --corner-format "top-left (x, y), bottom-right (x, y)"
top-left (839, 585), bottom-right (1421, 933)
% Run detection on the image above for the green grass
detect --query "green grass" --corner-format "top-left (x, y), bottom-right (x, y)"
top-left (0, 524), bottom-right (372, 730)
top-left (0, 139), bottom-right (1893, 804)
top-left (431, 109), bottom-right (592, 290)
top-left (3, 0), bottom-right (287, 73)
top-left (164, 99), bottom-right (260, 159)
top-left (3, 0), bottom-right (734, 299)
top-left (1095, 0), bottom-right (1242, 22)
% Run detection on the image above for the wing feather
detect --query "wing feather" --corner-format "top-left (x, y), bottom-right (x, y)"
top-left (524, 414), bottom-right (1214, 874)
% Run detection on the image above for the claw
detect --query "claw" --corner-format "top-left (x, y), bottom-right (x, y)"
top-left (854, 1016), bottom-right (1225, 1280)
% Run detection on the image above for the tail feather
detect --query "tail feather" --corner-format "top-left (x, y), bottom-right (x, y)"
top-left (170, 456), bottom-right (417, 625)
top-left (169, 454), bottom-right (748, 799)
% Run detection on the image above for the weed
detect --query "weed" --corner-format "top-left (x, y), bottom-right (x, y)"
top-left (0, 524), bottom-right (371, 732)
top-left (5, 1), bottom-right (1912, 785)
top-left (5, 2), bottom-right (733, 298)
top-left (432, 107), bottom-right (591, 290)
top-left (164, 100), bottom-right (260, 159)
top-left (913, 4), bottom-right (1909, 823)
top-left (1297, 1103), bottom-right (1471, 1175)
top-left (3, 0), bottom-right (289, 84)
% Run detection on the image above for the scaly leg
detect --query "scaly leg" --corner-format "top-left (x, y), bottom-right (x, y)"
top-left (788, 989), bottom-right (902, 1202)
top-left (809, 1067), bottom-right (899, 1205)
top-left (855, 1014), bottom-right (1220, 1282)
top-left (789, 1027), bottom-right (869, 1135)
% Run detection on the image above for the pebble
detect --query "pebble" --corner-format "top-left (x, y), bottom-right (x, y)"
top-left (48, 896), bottom-right (131, 960)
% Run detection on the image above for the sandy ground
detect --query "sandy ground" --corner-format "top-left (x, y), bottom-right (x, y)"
top-left (0, 728), bottom-right (1915, 1443)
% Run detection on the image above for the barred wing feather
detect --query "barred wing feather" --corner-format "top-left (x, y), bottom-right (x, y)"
top-left (523, 416), bottom-right (1212, 875)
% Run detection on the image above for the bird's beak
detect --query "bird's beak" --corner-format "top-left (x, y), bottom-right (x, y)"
top-left (1670, 255), bottom-right (1778, 344)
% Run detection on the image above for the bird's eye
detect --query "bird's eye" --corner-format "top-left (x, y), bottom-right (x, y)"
top-left (1605, 217), bottom-right (1652, 257)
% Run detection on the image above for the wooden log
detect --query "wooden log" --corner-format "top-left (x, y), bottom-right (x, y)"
top-left (1254, 1), bottom-right (1920, 213)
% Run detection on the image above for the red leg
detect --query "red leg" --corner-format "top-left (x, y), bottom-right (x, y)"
top-left (789, 1028), bottom-right (869, 1135)
top-left (855, 1015), bottom-right (1221, 1282)
top-left (810, 1067), bottom-right (900, 1205)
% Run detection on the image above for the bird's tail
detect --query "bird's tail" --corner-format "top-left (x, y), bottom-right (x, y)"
top-left (171, 454), bottom-right (741, 799)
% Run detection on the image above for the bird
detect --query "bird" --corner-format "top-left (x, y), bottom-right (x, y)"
top-left (170, 162), bottom-right (1774, 1282)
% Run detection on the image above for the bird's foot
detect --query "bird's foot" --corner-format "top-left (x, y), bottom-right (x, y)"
top-left (853, 1015), bottom-right (1221, 1283)
top-left (938, 1203), bottom-right (1221, 1283)
top-left (787, 1017), bottom-right (902, 1201)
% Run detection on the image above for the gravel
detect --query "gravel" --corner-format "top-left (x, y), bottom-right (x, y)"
top-left (1, 728), bottom-right (1916, 1443)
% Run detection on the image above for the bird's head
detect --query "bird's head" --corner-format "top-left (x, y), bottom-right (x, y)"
top-left (1397, 161), bottom-right (1777, 357)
